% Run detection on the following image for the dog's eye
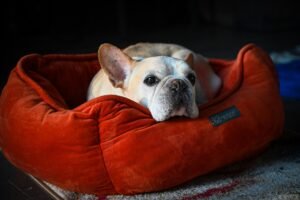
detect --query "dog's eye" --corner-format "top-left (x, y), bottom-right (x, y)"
top-left (187, 73), bottom-right (196, 85)
top-left (144, 75), bottom-right (160, 86)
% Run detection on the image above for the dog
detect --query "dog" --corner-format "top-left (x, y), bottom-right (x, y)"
top-left (87, 42), bottom-right (221, 121)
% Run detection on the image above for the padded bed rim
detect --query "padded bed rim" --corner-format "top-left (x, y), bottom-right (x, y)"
top-left (13, 44), bottom-right (263, 114)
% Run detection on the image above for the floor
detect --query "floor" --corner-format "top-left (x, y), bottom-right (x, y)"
top-left (0, 25), bottom-right (300, 199)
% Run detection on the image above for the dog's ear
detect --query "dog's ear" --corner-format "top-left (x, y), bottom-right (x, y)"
top-left (172, 50), bottom-right (194, 68)
top-left (98, 43), bottom-right (133, 88)
top-left (184, 53), bottom-right (194, 68)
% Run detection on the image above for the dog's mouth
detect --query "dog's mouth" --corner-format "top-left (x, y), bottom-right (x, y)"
top-left (149, 93), bottom-right (198, 121)
top-left (169, 106), bottom-right (188, 117)
top-left (149, 78), bottom-right (199, 121)
top-left (169, 93), bottom-right (193, 117)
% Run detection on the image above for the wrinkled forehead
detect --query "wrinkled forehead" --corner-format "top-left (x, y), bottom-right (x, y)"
top-left (134, 56), bottom-right (192, 76)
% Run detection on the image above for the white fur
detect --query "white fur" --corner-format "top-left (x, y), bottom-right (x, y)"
top-left (87, 43), bottom-right (222, 121)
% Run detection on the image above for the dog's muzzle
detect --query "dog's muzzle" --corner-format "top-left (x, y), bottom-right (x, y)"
top-left (170, 79), bottom-right (187, 93)
top-left (168, 79), bottom-right (190, 108)
top-left (149, 78), bottom-right (198, 121)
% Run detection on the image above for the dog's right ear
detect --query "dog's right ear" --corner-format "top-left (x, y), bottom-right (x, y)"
top-left (98, 43), bottom-right (133, 88)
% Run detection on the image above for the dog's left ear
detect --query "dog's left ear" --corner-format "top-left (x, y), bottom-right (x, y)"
top-left (172, 50), bottom-right (194, 67)
top-left (184, 53), bottom-right (194, 67)
top-left (98, 43), bottom-right (134, 88)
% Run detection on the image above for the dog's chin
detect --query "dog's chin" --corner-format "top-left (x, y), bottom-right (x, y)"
top-left (170, 106), bottom-right (188, 118)
top-left (150, 103), bottom-right (199, 122)
top-left (147, 86), bottom-right (199, 121)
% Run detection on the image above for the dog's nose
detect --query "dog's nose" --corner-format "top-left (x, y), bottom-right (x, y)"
top-left (170, 79), bottom-right (187, 93)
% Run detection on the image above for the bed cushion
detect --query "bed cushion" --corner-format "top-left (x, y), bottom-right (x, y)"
top-left (0, 44), bottom-right (284, 195)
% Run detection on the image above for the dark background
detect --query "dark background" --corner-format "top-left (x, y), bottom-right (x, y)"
top-left (1, 0), bottom-right (300, 199)
top-left (1, 0), bottom-right (300, 90)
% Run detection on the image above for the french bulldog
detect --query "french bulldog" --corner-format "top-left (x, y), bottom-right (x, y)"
top-left (87, 42), bottom-right (221, 121)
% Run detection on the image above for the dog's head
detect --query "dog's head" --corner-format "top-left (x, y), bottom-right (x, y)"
top-left (98, 43), bottom-right (205, 121)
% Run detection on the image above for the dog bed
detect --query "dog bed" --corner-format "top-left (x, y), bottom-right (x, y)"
top-left (0, 44), bottom-right (284, 195)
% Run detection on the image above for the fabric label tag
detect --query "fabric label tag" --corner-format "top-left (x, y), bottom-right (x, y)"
top-left (209, 106), bottom-right (240, 126)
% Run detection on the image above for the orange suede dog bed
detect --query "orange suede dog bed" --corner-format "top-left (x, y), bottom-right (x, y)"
top-left (0, 44), bottom-right (284, 195)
